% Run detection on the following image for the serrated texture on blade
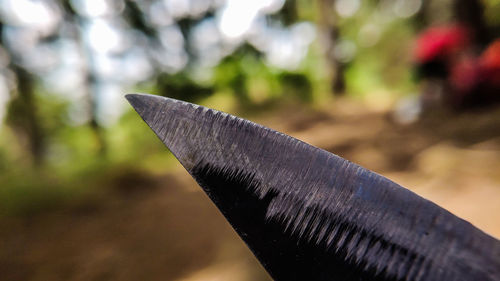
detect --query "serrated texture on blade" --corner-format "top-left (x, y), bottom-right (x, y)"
top-left (126, 93), bottom-right (500, 281)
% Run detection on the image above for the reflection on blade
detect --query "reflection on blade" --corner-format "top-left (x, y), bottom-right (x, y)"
top-left (126, 93), bottom-right (500, 281)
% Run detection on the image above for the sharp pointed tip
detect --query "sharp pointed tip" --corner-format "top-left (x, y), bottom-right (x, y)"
top-left (125, 93), bottom-right (151, 113)
top-left (125, 93), bottom-right (147, 102)
top-left (124, 93), bottom-right (138, 100)
top-left (125, 93), bottom-right (176, 119)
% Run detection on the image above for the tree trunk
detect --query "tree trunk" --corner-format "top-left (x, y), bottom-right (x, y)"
top-left (453, 0), bottom-right (490, 46)
top-left (9, 65), bottom-right (45, 166)
top-left (61, 3), bottom-right (107, 157)
top-left (86, 73), bottom-right (107, 157)
top-left (317, 0), bottom-right (346, 96)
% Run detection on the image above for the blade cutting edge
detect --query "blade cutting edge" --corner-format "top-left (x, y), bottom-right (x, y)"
top-left (126, 93), bottom-right (500, 281)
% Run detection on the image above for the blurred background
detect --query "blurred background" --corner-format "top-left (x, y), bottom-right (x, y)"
top-left (0, 0), bottom-right (499, 280)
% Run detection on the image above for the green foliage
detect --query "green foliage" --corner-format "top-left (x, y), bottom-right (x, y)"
top-left (279, 72), bottom-right (313, 102)
top-left (0, 147), bottom-right (7, 172)
top-left (213, 44), bottom-right (263, 105)
top-left (0, 174), bottom-right (67, 216)
top-left (212, 43), bottom-right (319, 107)
top-left (2, 0), bottom-right (494, 217)
top-left (331, 2), bottom-right (420, 99)
top-left (157, 73), bottom-right (215, 102)
top-left (484, 0), bottom-right (500, 25)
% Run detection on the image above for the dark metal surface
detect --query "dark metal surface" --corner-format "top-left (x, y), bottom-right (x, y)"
top-left (126, 93), bottom-right (500, 281)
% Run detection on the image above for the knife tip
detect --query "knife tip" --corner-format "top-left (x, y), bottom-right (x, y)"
top-left (125, 93), bottom-right (160, 114)
top-left (125, 92), bottom-right (148, 103)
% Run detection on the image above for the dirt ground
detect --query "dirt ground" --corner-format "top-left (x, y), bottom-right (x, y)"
top-left (1, 100), bottom-right (500, 281)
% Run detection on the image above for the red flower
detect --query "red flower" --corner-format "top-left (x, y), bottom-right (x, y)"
top-left (415, 25), bottom-right (469, 63)
top-left (479, 39), bottom-right (500, 88)
top-left (450, 56), bottom-right (481, 93)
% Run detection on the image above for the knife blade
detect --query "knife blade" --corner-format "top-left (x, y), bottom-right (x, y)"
top-left (126, 93), bottom-right (500, 281)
